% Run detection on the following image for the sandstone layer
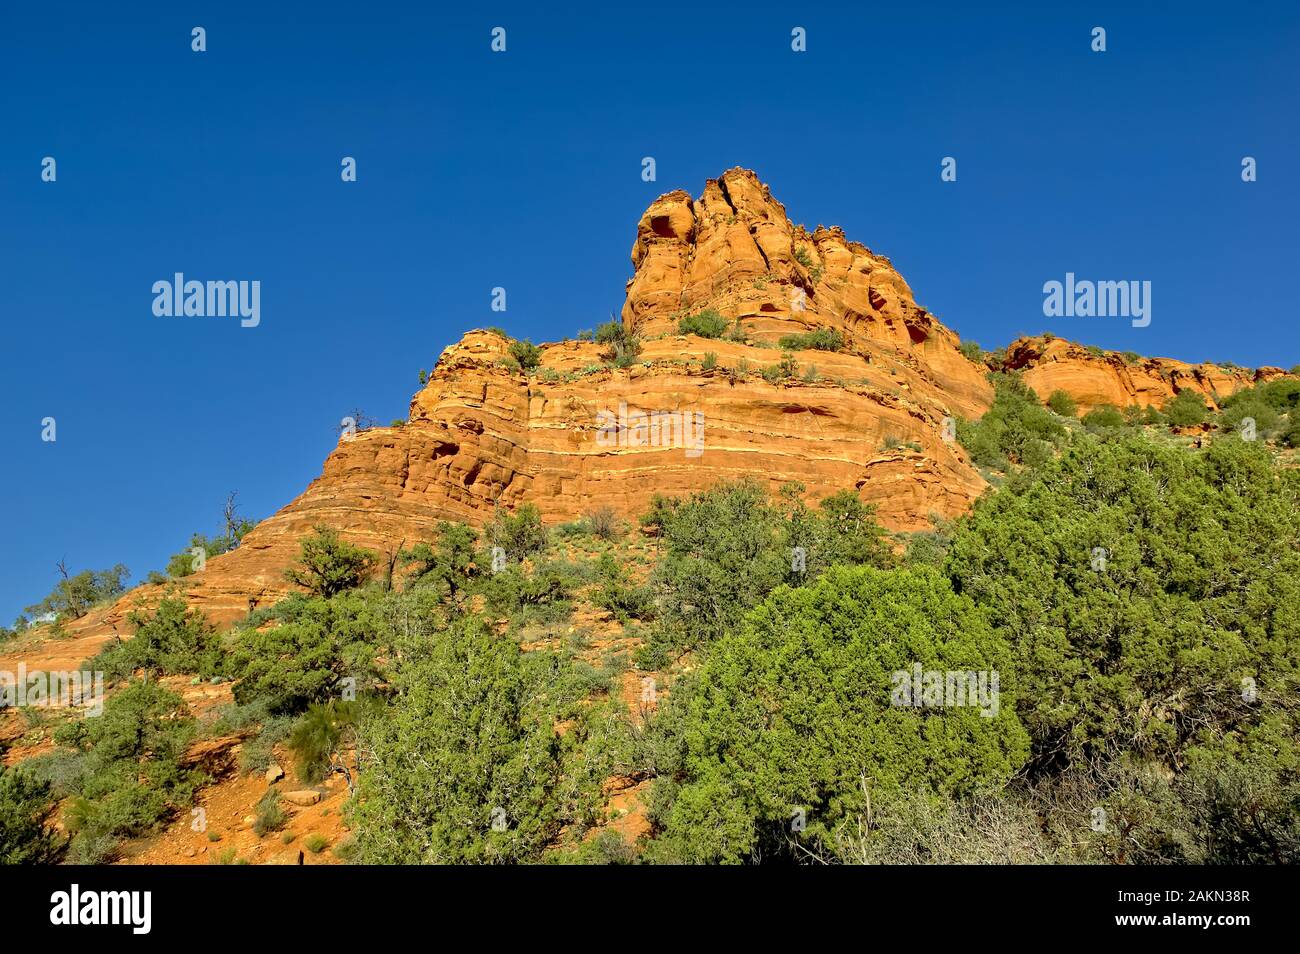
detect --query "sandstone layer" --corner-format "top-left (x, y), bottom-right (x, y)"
top-left (26, 168), bottom-right (1289, 645)
top-left (1002, 336), bottom-right (1288, 413)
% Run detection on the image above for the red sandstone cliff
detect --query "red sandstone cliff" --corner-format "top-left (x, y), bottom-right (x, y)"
top-left (40, 169), bottom-right (1291, 643)
top-left (1000, 336), bottom-right (1288, 413)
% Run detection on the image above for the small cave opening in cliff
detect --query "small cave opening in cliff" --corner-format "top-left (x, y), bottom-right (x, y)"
top-left (649, 215), bottom-right (676, 238)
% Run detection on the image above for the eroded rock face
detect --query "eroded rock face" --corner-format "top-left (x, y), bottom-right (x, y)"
top-left (1002, 336), bottom-right (1286, 413)
top-left (623, 169), bottom-right (981, 385)
top-left (51, 170), bottom-right (997, 639)
top-left (42, 169), bottom-right (1287, 645)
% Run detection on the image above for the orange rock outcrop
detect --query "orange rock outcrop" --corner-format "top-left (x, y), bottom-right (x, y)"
top-left (35, 169), bottom-right (1291, 643)
top-left (1001, 336), bottom-right (1287, 413)
top-left (51, 169), bottom-right (999, 636)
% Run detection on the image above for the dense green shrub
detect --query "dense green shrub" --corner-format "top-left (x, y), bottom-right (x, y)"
top-left (93, 596), bottom-right (223, 681)
top-left (283, 526), bottom-right (377, 598)
top-left (642, 480), bottom-right (890, 653)
top-left (1045, 389), bottom-right (1077, 417)
top-left (947, 433), bottom-right (1300, 775)
top-left (648, 566), bottom-right (1029, 864)
top-left (677, 309), bottom-right (729, 339)
top-left (1217, 398), bottom-right (1279, 436)
top-left (479, 559), bottom-right (576, 623)
top-left (1080, 404), bottom-right (1125, 432)
top-left (508, 338), bottom-right (543, 371)
top-left (785, 488), bottom-right (892, 577)
top-left (398, 522), bottom-right (481, 602)
top-left (592, 553), bottom-right (655, 624)
top-left (0, 765), bottom-right (63, 864)
top-left (486, 503), bottom-right (548, 561)
top-left (287, 700), bottom-right (365, 786)
top-left (58, 680), bottom-right (202, 859)
top-left (778, 328), bottom-right (844, 352)
top-left (594, 320), bottom-right (625, 346)
top-left (1125, 403), bottom-right (1167, 426)
top-left (1217, 379), bottom-right (1300, 441)
top-left (231, 590), bottom-right (381, 713)
top-left (1163, 390), bottom-right (1210, 427)
top-left (1247, 378), bottom-right (1300, 412)
top-left (642, 480), bottom-right (789, 650)
top-left (350, 615), bottom-right (569, 863)
top-left (25, 563), bottom-right (129, 622)
top-left (956, 374), bottom-right (1065, 471)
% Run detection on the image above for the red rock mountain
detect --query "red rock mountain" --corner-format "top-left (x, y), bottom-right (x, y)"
top-left (53, 168), bottom-right (1286, 640)
top-left (1001, 335), bottom-right (1288, 413)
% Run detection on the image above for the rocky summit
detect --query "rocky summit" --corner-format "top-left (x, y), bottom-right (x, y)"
top-left (53, 168), bottom-right (1287, 642)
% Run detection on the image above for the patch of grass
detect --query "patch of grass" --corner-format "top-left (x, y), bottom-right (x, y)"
top-left (254, 789), bottom-right (287, 837)
top-left (595, 319), bottom-right (642, 369)
top-left (303, 833), bottom-right (329, 854)
top-left (778, 328), bottom-right (843, 352)
top-left (237, 715), bottom-right (294, 775)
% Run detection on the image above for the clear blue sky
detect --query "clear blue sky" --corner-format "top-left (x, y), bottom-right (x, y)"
top-left (2, 1), bottom-right (1298, 622)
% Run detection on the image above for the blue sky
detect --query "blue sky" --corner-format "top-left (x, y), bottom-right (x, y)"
top-left (2, 1), bottom-right (1298, 621)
